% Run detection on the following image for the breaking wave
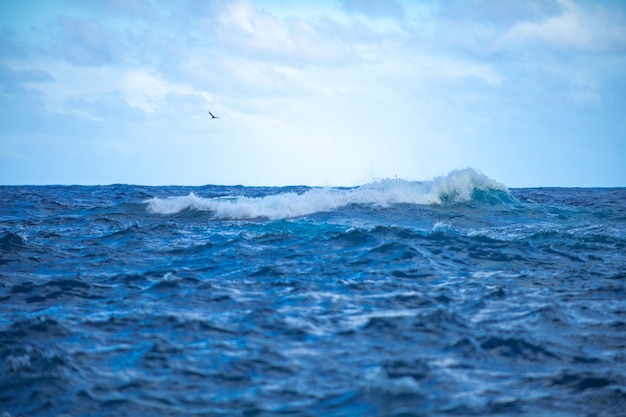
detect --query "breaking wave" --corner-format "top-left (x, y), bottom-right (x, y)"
top-left (145, 168), bottom-right (510, 220)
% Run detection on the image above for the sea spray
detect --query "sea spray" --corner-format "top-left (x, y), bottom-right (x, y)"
top-left (145, 168), bottom-right (510, 220)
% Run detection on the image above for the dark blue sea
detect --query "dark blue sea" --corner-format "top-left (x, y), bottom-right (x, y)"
top-left (1, 169), bottom-right (625, 417)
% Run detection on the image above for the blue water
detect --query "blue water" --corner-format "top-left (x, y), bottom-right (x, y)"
top-left (1, 169), bottom-right (625, 416)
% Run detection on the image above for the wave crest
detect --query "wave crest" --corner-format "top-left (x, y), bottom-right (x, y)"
top-left (145, 168), bottom-right (509, 220)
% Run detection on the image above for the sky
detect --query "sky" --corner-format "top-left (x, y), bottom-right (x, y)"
top-left (1, 0), bottom-right (625, 187)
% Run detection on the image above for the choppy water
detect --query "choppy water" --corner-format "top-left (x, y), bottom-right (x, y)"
top-left (1, 169), bottom-right (625, 416)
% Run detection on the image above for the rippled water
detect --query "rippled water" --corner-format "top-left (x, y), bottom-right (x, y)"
top-left (1, 173), bottom-right (625, 416)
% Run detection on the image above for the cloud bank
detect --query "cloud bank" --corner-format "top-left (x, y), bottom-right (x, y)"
top-left (1, 0), bottom-right (625, 186)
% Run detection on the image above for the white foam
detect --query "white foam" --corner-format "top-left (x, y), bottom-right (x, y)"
top-left (144, 168), bottom-right (508, 220)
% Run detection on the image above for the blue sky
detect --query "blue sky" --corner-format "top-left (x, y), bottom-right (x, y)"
top-left (1, 0), bottom-right (625, 187)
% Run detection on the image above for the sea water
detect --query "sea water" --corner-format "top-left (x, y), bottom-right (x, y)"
top-left (1, 169), bottom-right (625, 416)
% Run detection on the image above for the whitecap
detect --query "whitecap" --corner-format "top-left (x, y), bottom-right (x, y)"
top-left (145, 168), bottom-right (509, 220)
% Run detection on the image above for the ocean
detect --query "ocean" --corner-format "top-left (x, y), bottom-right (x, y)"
top-left (1, 168), bottom-right (625, 416)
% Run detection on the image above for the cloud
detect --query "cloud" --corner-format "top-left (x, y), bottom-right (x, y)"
top-left (52, 15), bottom-right (123, 66)
top-left (122, 69), bottom-right (175, 113)
top-left (0, 64), bottom-right (54, 91)
top-left (0, 29), bottom-right (29, 59)
top-left (340, 0), bottom-right (405, 19)
top-left (65, 0), bottom-right (157, 19)
top-left (502, 0), bottom-right (626, 53)
top-left (1, 0), bottom-right (624, 186)
top-left (214, 1), bottom-right (353, 65)
top-left (0, 64), bottom-right (59, 135)
top-left (126, 68), bottom-right (215, 117)
top-left (438, 0), bottom-right (563, 26)
top-left (424, 0), bottom-right (626, 57)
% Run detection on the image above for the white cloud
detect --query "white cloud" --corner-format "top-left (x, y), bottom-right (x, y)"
top-left (215, 0), bottom-right (352, 65)
top-left (53, 15), bottom-right (122, 66)
top-left (413, 55), bottom-right (504, 87)
top-left (340, 0), bottom-right (405, 19)
top-left (503, 0), bottom-right (626, 53)
top-left (122, 69), bottom-right (184, 113)
top-left (16, 61), bottom-right (214, 120)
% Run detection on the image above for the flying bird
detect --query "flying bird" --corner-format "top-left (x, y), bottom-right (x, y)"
top-left (208, 111), bottom-right (219, 119)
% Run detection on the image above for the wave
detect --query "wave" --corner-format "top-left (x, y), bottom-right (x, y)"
top-left (144, 168), bottom-right (510, 220)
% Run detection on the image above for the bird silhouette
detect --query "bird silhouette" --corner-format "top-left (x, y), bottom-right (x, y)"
top-left (208, 111), bottom-right (219, 119)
